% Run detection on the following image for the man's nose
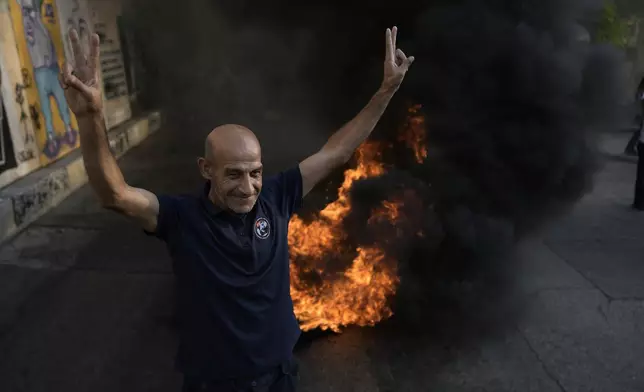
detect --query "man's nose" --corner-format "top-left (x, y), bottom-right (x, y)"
top-left (239, 176), bottom-right (254, 195)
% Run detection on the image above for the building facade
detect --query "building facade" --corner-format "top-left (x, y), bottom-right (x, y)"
top-left (0, 0), bottom-right (133, 189)
top-left (617, 0), bottom-right (644, 88)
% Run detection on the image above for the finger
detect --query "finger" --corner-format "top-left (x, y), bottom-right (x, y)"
top-left (392, 26), bottom-right (398, 50)
top-left (405, 55), bottom-right (415, 69)
top-left (60, 63), bottom-right (74, 102)
top-left (58, 69), bottom-right (68, 90)
top-left (385, 28), bottom-right (393, 61)
top-left (88, 33), bottom-right (100, 75)
top-left (63, 62), bottom-right (93, 98)
top-left (61, 62), bottom-right (72, 86)
top-left (396, 48), bottom-right (407, 62)
top-left (69, 28), bottom-right (86, 68)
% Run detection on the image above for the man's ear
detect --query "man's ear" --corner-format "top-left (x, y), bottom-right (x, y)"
top-left (197, 157), bottom-right (212, 180)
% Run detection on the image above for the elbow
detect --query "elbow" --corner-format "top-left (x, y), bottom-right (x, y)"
top-left (99, 196), bottom-right (119, 210)
top-left (98, 193), bottom-right (120, 211)
top-left (97, 185), bottom-right (128, 211)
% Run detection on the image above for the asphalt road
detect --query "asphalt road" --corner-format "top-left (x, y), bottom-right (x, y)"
top-left (0, 126), bottom-right (643, 392)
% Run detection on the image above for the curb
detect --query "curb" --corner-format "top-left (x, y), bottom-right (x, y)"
top-left (0, 110), bottom-right (162, 245)
top-left (602, 152), bottom-right (639, 164)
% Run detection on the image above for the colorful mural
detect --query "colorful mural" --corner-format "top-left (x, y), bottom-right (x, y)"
top-left (8, 0), bottom-right (79, 165)
top-left (0, 0), bottom-right (41, 188)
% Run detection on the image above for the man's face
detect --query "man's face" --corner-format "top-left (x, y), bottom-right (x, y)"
top-left (211, 160), bottom-right (263, 214)
top-left (199, 125), bottom-right (263, 214)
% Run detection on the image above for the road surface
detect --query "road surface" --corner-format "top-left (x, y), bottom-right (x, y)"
top-left (0, 126), bottom-right (643, 392)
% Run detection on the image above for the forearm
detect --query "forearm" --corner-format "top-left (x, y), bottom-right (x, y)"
top-left (299, 26), bottom-right (413, 195)
top-left (322, 84), bottom-right (397, 163)
top-left (77, 114), bottom-right (127, 206)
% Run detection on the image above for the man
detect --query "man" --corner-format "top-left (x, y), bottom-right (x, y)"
top-left (59, 26), bottom-right (414, 391)
top-left (625, 77), bottom-right (644, 210)
top-left (634, 115), bottom-right (644, 211)
top-left (625, 76), bottom-right (644, 156)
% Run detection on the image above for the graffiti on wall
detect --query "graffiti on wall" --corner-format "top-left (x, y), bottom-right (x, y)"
top-left (9, 0), bottom-right (80, 164)
top-left (94, 21), bottom-right (128, 100)
top-left (13, 167), bottom-right (70, 226)
top-left (85, 0), bottom-right (131, 129)
top-left (0, 4), bottom-right (41, 188)
top-left (14, 67), bottom-right (38, 163)
top-left (0, 92), bottom-right (14, 174)
top-left (12, 82), bottom-right (35, 163)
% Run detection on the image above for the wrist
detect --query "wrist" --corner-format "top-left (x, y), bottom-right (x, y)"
top-left (378, 81), bottom-right (400, 95)
top-left (76, 112), bottom-right (106, 132)
top-left (76, 111), bottom-right (104, 123)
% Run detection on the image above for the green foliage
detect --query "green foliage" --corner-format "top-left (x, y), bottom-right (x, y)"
top-left (596, 1), bottom-right (629, 48)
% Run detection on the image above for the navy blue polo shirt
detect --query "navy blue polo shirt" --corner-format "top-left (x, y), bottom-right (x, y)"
top-left (146, 166), bottom-right (303, 380)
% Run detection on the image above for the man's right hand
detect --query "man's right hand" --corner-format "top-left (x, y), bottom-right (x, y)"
top-left (59, 28), bottom-right (103, 118)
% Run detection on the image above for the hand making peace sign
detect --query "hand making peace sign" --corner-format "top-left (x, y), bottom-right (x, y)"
top-left (59, 28), bottom-right (103, 118)
top-left (383, 26), bottom-right (415, 90)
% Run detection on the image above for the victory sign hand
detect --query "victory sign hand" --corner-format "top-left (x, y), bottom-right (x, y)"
top-left (382, 26), bottom-right (415, 91)
top-left (59, 28), bottom-right (103, 118)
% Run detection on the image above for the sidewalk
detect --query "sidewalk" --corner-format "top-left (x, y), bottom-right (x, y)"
top-left (0, 111), bottom-right (161, 245)
top-left (599, 129), bottom-right (639, 163)
top-left (0, 125), bottom-right (642, 392)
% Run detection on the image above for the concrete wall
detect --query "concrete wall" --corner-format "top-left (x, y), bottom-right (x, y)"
top-left (54, 0), bottom-right (132, 129)
top-left (87, 0), bottom-right (131, 129)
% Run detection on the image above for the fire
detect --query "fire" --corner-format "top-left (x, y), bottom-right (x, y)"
top-left (398, 104), bottom-right (428, 164)
top-left (288, 105), bottom-right (427, 332)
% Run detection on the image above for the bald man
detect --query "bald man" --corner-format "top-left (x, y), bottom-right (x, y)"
top-left (60, 26), bottom-right (414, 391)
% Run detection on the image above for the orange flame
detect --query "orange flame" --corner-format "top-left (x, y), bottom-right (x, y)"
top-left (288, 105), bottom-right (427, 332)
top-left (398, 104), bottom-right (428, 164)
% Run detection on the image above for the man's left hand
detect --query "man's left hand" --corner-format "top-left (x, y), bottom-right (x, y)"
top-left (382, 26), bottom-right (415, 91)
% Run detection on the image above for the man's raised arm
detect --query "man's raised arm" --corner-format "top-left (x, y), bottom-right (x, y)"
top-left (299, 26), bottom-right (415, 196)
top-left (60, 29), bottom-right (160, 232)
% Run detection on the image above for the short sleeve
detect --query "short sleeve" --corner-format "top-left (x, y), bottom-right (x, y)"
top-left (144, 194), bottom-right (181, 241)
top-left (262, 165), bottom-right (303, 217)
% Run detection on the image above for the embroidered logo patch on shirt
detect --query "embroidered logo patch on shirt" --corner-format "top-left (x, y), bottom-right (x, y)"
top-left (254, 217), bottom-right (270, 239)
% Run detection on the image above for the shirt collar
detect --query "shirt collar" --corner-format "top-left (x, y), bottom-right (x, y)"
top-left (201, 181), bottom-right (224, 216)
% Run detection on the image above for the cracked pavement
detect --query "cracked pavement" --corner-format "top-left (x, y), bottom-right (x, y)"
top-left (0, 127), bottom-right (643, 392)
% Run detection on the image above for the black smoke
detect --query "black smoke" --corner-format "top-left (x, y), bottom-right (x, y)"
top-left (346, 0), bottom-right (627, 339)
top-left (123, 0), bottom-right (627, 339)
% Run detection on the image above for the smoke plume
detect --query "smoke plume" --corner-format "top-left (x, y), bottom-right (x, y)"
top-left (346, 0), bottom-right (627, 338)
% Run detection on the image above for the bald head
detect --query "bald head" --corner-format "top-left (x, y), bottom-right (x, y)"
top-left (198, 124), bottom-right (263, 214)
top-left (205, 124), bottom-right (261, 163)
